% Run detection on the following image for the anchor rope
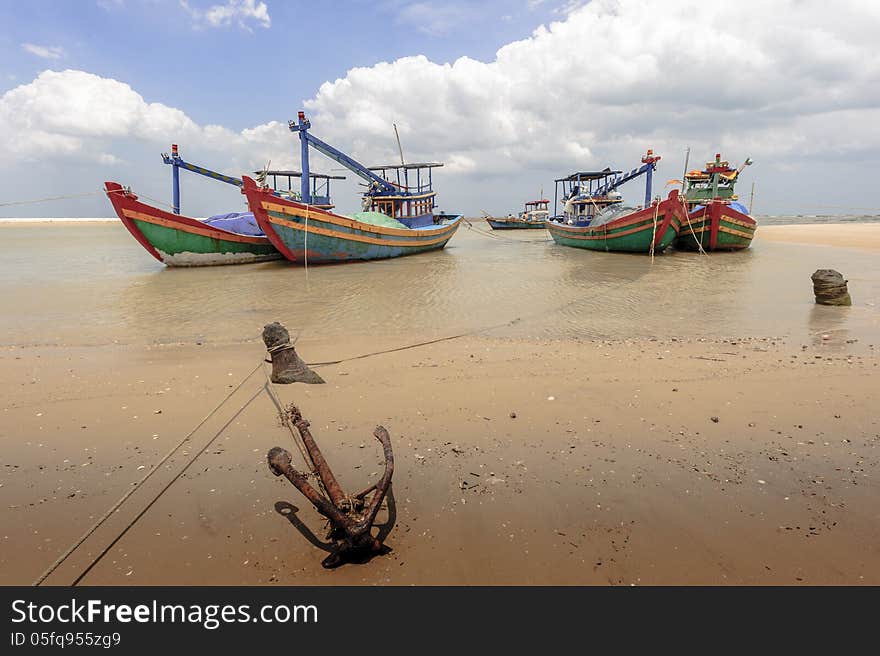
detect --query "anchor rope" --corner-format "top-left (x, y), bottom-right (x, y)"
top-left (33, 361), bottom-right (264, 586)
top-left (681, 196), bottom-right (709, 256)
top-left (37, 295), bottom-right (583, 585)
top-left (70, 386), bottom-right (264, 586)
top-left (650, 200), bottom-right (659, 262)
top-left (304, 202), bottom-right (311, 290)
top-left (464, 218), bottom-right (550, 243)
top-left (260, 363), bottom-right (330, 500)
top-left (0, 187), bottom-right (133, 209)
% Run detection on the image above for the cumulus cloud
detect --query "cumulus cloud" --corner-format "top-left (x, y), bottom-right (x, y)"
top-left (2, 0), bottom-right (879, 217)
top-left (0, 69), bottom-right (291, 160)
top-left (181, 0), bottom-right (271, 31)
top-left (302, 0), bottom-right (880, 211)
top-left (21, 43), bottom-right (65, 59)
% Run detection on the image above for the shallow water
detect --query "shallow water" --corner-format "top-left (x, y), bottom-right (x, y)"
top-left (0, 222), bottom-right (878, 348)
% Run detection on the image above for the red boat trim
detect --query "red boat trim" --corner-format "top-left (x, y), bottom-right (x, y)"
top-left (105, 182), bottom-right (163, 262)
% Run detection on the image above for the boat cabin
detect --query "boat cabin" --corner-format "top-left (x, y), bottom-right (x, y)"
top-left (521, 199), bottom-right (550, 221)
top-left (552, 150), bottom-right (662, 226)
top-left (365, 162), bottom-right (444, 228)
top-left (553, 170), bottom-right (624, 225)
top-left (254, 169), bottom-right (345, 209)
top-left (684, 153), bottom-right (748, 206)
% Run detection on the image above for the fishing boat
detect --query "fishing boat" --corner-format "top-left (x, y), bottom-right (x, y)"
top-left (242, 112), bottom-right (462, 264)
top-left (675, 154), bottom-right (756, 251)
top-left (486, 199), bottom-right (549, 229)
top-left (105, 144), bottom-right (344, 267)
top-left (546, 150), bottom-right (685, 254)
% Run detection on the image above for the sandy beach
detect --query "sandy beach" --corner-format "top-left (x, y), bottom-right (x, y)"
top-left (1, 223), bottom-right (878, 586)
top-left (758, 224), bottom-right (880, 250)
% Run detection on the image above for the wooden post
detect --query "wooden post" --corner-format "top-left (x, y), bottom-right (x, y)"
top-left (262, 322), bottom-right (324, 384)
top-left (811, 269), bottom-right (852, 306)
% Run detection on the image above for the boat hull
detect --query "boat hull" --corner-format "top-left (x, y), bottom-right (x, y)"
top-left (676, 201), bottom-right (756, 251)
top-left (486, 218), bottom-right (546, 230)
top-left (242, 176), bottom-right (461, 264)
top-left (104, 182), bottom-right (280, 266)
top-left (546, 191), bottom-right (685, 253)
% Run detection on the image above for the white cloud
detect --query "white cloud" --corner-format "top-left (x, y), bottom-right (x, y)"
top-left (0, 69), bottom-right (291, 168)
top-left (181, 0), bottom-right (271, 31)
top-left (303, 0), bottom-right (880, 211)
top-left (2, 0), bottom-right (880, 217)
top-left (21, 43), bottom-right (65, 60)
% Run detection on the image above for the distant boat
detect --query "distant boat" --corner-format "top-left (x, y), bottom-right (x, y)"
top-left (546, 150), bottom-right (685, 254)
top-left (676, 154), bottom-right (756, 251)
top-left (486, 199), bottom-right (549, 229)
top-left (105, 144), bottom-right (343, 267)
top-left (244, 112), bottom-right (462, 264)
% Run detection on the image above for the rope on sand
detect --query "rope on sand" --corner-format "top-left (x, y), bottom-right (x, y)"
top-left (37, 301), bottom-right (565, 585)
top-left (32, 362), bottom-right (264, 586)
top-left (69, 386), bottom-right (264, 586)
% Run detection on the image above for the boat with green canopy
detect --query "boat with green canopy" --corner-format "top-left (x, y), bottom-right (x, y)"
top-left (675, 153), bottom-right (756, 251)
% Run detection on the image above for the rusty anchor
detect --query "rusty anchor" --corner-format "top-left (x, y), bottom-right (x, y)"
top-left (268, 404), bottom-right (394, 568)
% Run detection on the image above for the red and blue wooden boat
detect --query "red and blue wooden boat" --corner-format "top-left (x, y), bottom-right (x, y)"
top-left (105, 181), bottom-right (280, 266)
top-left (242, 176), bottom-right (461, 263)
top-left (547, 150), bottom-right (685, 254)
top-left (244, 111), bottom-right (461, 264)
top-left (676, 154), bottom-right (756, 251)
top-left (546, 190), bottom-right (685, 253)
top-left (105, 145), bottom-right (343, 266)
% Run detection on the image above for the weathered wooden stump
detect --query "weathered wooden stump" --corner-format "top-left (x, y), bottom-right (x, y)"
top-left (262, 322), bottom-right (324, 384)
top-left (811, 269), bottom-right (852, 306)
top-left (268, 405), bottom-right (394, 568)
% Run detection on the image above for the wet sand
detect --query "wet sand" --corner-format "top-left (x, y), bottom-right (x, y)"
top-left (1, 222), bottom-right (879, 586)
top-left (1, 333), bottom-right (878, 586)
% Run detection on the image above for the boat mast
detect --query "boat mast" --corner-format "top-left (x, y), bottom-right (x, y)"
top-left (171, 144), bottom-right (180, 215)
top-left (393, 123), bottom-right (405, 166)
top-left (749, 181), bottom-right (756, 214)
top-left (680, 146), bottom-right (690, 194)
top-left (162, 144), bottom-right (247, 214)
top-left (641, 149), bottom-right (660, 207)
top-left (289, 112), bottom-right (396, 204)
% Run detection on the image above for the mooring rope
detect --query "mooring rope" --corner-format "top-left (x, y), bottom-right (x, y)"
top-left (260, 364), bottom-right (330, 500)
top-left (682, 196), bottom-right (709, 256)
top-left (0, 187), bottom-right (135, 209)
top-left (37, 294), bottom-right (578, 585)
top-left (649, 201), bottom-right (660, 262)
top-left (69, 386), bottom-right (264, 586)
top-left (464, 218), bottom-right (550, 244)
top-left (32, 361), bottom-right (264, 586)
top-left (303, 203), bottom-right (311, 290)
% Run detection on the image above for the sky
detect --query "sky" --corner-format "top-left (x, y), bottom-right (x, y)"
top-left (1, 0), bottom-right (879, 218)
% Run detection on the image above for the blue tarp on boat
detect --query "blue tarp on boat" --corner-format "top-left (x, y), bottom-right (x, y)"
top-left (690, 202), bottom-right (750, 216)
top-left (203, 212), bottom-right (265, 236)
